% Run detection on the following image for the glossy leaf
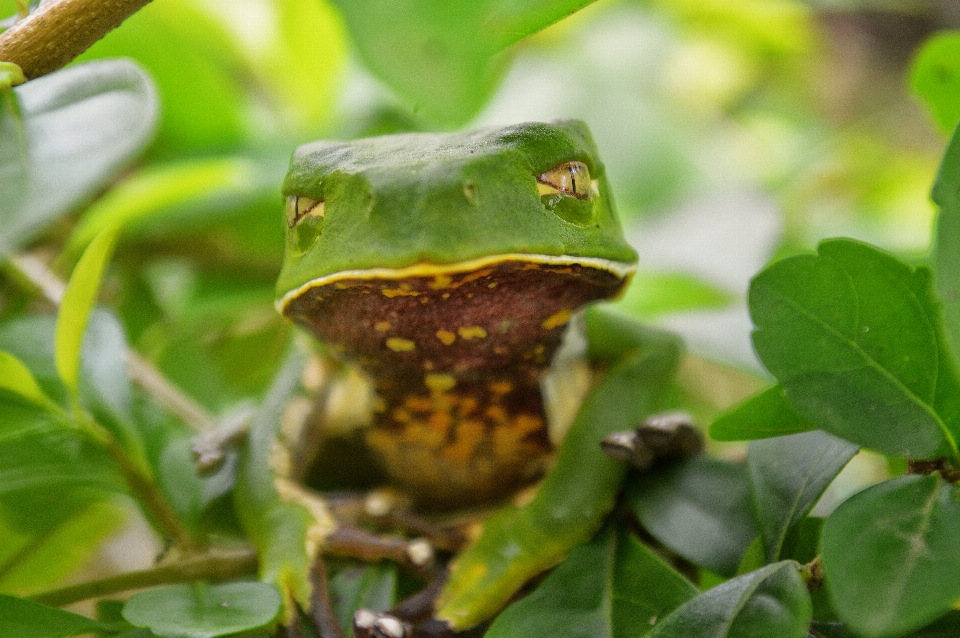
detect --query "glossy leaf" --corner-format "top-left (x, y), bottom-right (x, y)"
top-left (486, 526), bottom-right (696, 638)
top-left (932, 122), bottom-right (960, 366)
top-left (0, 60), bottom-right (157, 257)
top-left (0, 351), bottom-right (56, 409)
top-left (54, 224), bottom-right (121, 399)
top-left (330, 0), bottom-right (598, 125)
top-left (0, 594), bottom-right (110, 637)
top-left (821, 474), bottom-right (960, 637)
top-left (749, 238), bottom-right (960, 459)
top-left (748, 431), bottom-right (858, 562)
top-left (648, 562), bottom-right (811, 638)
top-left (910, 32), bottom-right (960, 134)
top-left (710, 385), bottom-right (812, 441)
top-left (626, 455), bottom-right (758, 577)
top-left (122, 582), bottom-right (281, 638)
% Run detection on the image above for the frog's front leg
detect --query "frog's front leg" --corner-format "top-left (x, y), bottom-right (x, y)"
top-left (365, 308), bottom-right (684, 635)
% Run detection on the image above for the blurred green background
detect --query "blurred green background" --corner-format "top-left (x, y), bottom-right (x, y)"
top-left (2, 0), bottom-right (958, 415)
top-left (1, 0), bottom-right (959, 603)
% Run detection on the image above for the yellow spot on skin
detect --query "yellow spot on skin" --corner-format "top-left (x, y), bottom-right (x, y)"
top-left (382, 288), bottom-right (420, 298)
top-left (542, 309), bottom-right (572, 330)
top-left (430, 274), bottom-right (453, 290)
top-left (436, 330), bottom-right (456, 346)
top-left (487, 282), bottom-right (498, 288)
top-left (425, 373), bottom-right (457, 393)
top-left (386, 337), bottom-right (416, 352)
top-left (458, 326), bottom-right (487, 340)
top-left (489, 381), bottom-right (513, 395)
top-left (375, 321), bottom-right (392, 332)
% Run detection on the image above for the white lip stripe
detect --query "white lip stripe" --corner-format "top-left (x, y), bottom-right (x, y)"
top-left (277, 253), bottom-right (636, 312)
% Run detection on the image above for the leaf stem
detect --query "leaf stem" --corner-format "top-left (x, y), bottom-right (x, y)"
top-left (29, 548), bottom-right (258, 607)
top-left (0, 0), bottom-right (155, 80)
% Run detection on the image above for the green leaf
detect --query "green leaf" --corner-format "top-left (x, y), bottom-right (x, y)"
top-left (234, 347), bottom-right (316, 609)
top-left (910, 32), bottom-right (960, 134)
top-left (0, 60), bottom-right (157, 257)
top-left (748, 431), bottom-right (857, 562)
top-left (0, 499), bottom-right (125, 595)
top-left (329, 563), bottom-right (398, 635)
top-left (648, 562), bottom-right (811, 638)
top-left (820, 474), bottom-right (960, 637)
top-left (626, 456), bottom-right (758, 577)
top-left (0, 594), bottom-right (110, 638)
top-left (0, 351), bottom-right (56, 409)
top-left (486, 526), bottom-right (696, 638)
top-left (710, 385), bottom-right (813, 441)
top-left (330, 0), bottom-right (599, 125)
top-left (122, 582), bottom-right (281, 638)
top-left (749, 238), bottom-right (960, 459)
top-left (54, 224), bottom-right (121, 398)
top-left (932, 122), bottom-right (960, 367)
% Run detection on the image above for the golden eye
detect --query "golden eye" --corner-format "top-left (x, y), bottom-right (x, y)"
top-left (285, 195), bottom-right (324, 227)
top-left (536, 161), bottom-right (591, 200)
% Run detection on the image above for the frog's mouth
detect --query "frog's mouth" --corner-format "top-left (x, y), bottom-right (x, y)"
top-left (277, 253), bottom-right (634, 313)
top-left (279, 253), bottom-right (634, 374)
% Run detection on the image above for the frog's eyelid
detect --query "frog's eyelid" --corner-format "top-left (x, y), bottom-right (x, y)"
top-left (286, 195), bottom-right (325, 227)
top-left (536, 161), bottom-right (591, 200)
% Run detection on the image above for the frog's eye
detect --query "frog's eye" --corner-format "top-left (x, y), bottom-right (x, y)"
top-left (536, 161), bottom-right (591, 200)
top-left (285, 195), bottom-right (325, 227)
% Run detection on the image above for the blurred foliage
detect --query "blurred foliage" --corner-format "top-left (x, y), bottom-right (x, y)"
top-left (1, 0), bottom-right (960, 636)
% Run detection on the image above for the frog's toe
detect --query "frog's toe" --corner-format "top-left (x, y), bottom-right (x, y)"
top-left (325, 524), bottom-right (435, 572)
top-left (353, 612), bottom-right (454, 638)
top-left (601, 411), bottom-right (703, 470)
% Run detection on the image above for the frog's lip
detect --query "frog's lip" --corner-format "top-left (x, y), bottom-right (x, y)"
top-left (276, 253), bottom-right (636, 313)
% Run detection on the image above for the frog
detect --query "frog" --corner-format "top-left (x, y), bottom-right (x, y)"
top-left (274, 120), bottom-right (687, 636)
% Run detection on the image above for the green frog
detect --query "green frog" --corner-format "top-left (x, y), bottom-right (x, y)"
top-left (275, 120), bottom-right (684, 634)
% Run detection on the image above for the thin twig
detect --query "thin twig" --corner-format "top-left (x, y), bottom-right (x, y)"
top-left (29, 548), bottom-right (258, 607)
top-left (7, 252), bottom-right (217, 432)
top-left (0, 0), bottom-right (156, 80)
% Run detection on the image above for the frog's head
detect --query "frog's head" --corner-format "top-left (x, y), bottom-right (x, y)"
top-left (277, 120), bottom-right (637, 371)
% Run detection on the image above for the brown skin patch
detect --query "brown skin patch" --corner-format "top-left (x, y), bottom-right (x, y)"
top-left (285, 260), bottom-right (626, 509)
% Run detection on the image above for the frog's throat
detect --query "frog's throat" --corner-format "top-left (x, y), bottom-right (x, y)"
top-left (276, 253), bottom-right (636, 313)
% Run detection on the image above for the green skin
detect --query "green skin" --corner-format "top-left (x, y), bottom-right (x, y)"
top-left (277, 120), bottom-right (680, 629)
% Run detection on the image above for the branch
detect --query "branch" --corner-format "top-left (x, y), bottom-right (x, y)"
top-left (29, 548), bottom-right (258, 607)
top-left (0, 0), bottom-right (155, 80)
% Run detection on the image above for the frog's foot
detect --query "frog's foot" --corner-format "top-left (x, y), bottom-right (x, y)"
top-left (600, 411), bottom-right (703, 470)
top-left (325, 524), bottom-right (435, 572)
top-left (328, 489), bottom-right (469, 554)
top-left (353, 570), bottom-right (456, 638)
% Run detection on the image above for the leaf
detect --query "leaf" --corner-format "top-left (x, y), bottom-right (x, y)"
top-left (65, 157), bottom-right (259, 259)
top-left (0, 499), bottom-right (125, 595)
top-left (820, 474), bottom-right (960, 637)
top-left (122, 582), bottom-right (281, 638)
top-left (0, 351), bottom-right (56, 409)
top-left (932, 122), bottom-right (960, 367)
top-left (748, 431), bottom-right (858, 562)
top-left (647, 562), bottom-right (811, 638)
top-left (710, 385), bottom-right (813, 441)
top-left (329, 0), bottom-right (599, 125)
top-left (749, 238), bottom-right (960, 459)
top-left (626, 455), bottom-right (758, 577)
top-left (234, 347), bottom-right (316, 609)
top-left (0, 594), bottom-right (110, 638)
top-left (329, 563), bottom-right (398, 635)
top-left (486, 526), bottom-right (696, 638)
top-left (910, 32), bottom-right (960, 134)
top-left (0, 60), bottom-right (157, 257)
top-left (54, 224), bottom-right (121, 398)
